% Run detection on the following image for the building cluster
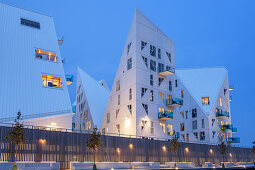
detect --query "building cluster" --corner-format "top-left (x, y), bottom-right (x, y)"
top-left (0, 3), bottom-right (239, 145)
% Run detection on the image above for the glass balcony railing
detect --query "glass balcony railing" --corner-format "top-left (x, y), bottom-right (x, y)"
top-left (158, 111), bottom-right (173, 120)
top-left (221, 124), bottom-right (237, 132)
top-left (158, 66), bottom-right (175, 76)
top-left (227, 137), bottom-right (240, 143)
top-left (216, 111), bottom-right (229, 118)
top-left (66, 74), bottom-right (74, 85)
top-left (166, 98), bottom-right (183, 107)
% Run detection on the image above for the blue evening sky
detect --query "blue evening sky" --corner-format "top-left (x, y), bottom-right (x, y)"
top-left (1, 0), bottom-right (254, 147)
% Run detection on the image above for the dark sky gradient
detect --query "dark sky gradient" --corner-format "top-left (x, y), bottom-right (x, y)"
top-left (1, 0), bottom-right (254, 147)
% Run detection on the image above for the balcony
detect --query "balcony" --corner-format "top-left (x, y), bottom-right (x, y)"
top-left (229, 96), bottom-right (232, 101)
top-left (229, 85), bottom-right (234, 91)
top-left (158, 111), bottom-right (173, 120)
top-left (57, 35), bottom-right (64, 45)
top-left (66, 74), bottom-right (74, 85)
top-left (166, 98), bottom-right (183, 107)
top-left (158, 66), bottom-right (175, 77)
top-left (216, 111), bottom-right (229, 118)
top-left (221, 124), bottom-right (237, 132)
top-left (227, 137), bottom-right (240, 143)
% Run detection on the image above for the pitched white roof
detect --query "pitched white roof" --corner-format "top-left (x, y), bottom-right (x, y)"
top-left (78, 68), bottom-right (110, 128)
top-left (175, 67), bottom-right (227, 115)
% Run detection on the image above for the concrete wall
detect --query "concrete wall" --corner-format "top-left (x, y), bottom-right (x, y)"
top-left (0, 126), bottom-right (253, 169)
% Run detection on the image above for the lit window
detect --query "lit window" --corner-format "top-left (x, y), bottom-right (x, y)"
top-left (181, 90), bottom-right (184, 98)
top-left (185, 111), bottom-right (188, 119)
top-left (88, 121), bottom-right (91, 130)
top-left (141, 41), bottom-right (147, 50)
top-left (35, 49), bottom-right (57, 62)
top-left (180, 112), bottom-right (184, 118)
top-left (42, 74), bottom-right (62, 88)
top-left (106, 113), bottom-right (110, 124)
top-left (167, 94), bottom-right (172, 101)
top-left (220, 97), bottom-right (222, 107)
top-left (116, 124), bottom-right (120, 133)
top-left (127, 58), bottom-right (132, 70)
top-left (180, 123), bottom-right (185, 131)
top-left (150, 60), bottom-right (156, 72)
top-left (150, 75), bottom-right (153, 86)
top-left (160, 123), bottom-right (165, 133)
top-left (158, 107), bottom-right (164, 113)
top-left (186, 133), bottom-right (189, 142)
top-left (150, 45), bottom-right (156, 56)
top-left (116, 80), bottom-right (120, 91)
top-left (21, 18), bottom-right (40, 29)
top-left (159, 92), bottom-right (164, 102)
top-left (150, 90), bottom-right (154, 101)
top-left (167, 124), bottom-right (173, 136)
top-left (181, 134), bottom-right (185, 141)
top-left (202, 97), bottom-right (210, 105)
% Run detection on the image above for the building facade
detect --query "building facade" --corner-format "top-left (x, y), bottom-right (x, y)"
top-left (0, 3), bottom-right (73, 129)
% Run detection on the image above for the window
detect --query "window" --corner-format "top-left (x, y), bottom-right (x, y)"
top-left (150, 75), bottom-right (153, 86)
top-left (186, 133), bottom-right (189, 142)
top-left (193, 132), bottom-right (198, 139)
top-left (42, 74), bottom-right (62, 88)
top-left (106, 113), bottom-right (110, 123)
top-left (129, 88), bottom-right (132, 100)
top-left (192, 109), bottom-right (197, 118)
top-left (220, 97), bottom-right (223, 107)
top-left (127, 105), bottom-right (132, 115)
top-left (127, 42), bottom-right (132, 55)
top-left (142, 56), bottom-right (148, 68)
top-left (159, 92), bottom-right (164, 102)
top-left (141, 41), bottom-right (147, 50)
top-left (180, 112), bottom-right (184, 118)
top-left (166, 52), bottom-right (171, 63)
top-left (158, 48), bottom-right (161, 59)
top-left (150, 60), bottom-right (156, 72)
top-left (158, 78), bottom-right (164, 86)
top-left (160, 123), bottom-right (165, 133)
top-left (141, 120), bottom-right (148, 131)
top-left (85, 110), bottom-right (88, 120)
top-left (200, 131), bottom-right (205, 141)
top-left (116, 80), bottom-right (120, 91)
top-left (202, 97), bottom-right (210, 105)
top-left (181, 134), bottom-right (185, 141)
top-left (175, 80), bottom-right (178, 87)
top-left (116, 109), bottom-right (119, 119)
top-left (224, 89), bottom-right (227, 95)
top-left (86, 120), bottom-right (91, 130)
top-left (185, 111), bottom-right (188, 119)
top-left (202, 119), bottom-right (205, 128)
top-left (118, 94), bottom-right (120, 105)
top-left (169, 81), bottom-right (172, 92)
top-left (150, 90), bottom-right (154, 101)
top-left (180, 123), bottom-right (185, 131)
top-left (127, 58), bottom-right (132, 70)
top-left (158, 63), bottom-right (164, 73)
top-left (192, 120), bottom-right (197, 129)
top-left (151, 121), bottom-right (154, 134)
top-left (142, 104), bottom-right (148, 115)
top-left (141, 87), bottom-right (147, 97)
top-left (150, 45), bottom-right (156, 56)
top-left (158, 107), bottom-right (164, 113)
top-left (116, 124), bottom-right (120, 133)
top-left (21, 18), bottom-right (40, 29)
top-left (35, 49), bottom-right (57, 62)
top-left (212, 131), bottom-right (216, 138)
top-left (167, 124), bottom-right (173, 136)
top-left (181, 90), bottom-right (184, 98)
top-left (212, 119), bottom-right (215, 127)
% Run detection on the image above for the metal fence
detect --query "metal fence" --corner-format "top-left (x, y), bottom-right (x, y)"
top-left (0, 125), bottom-right (254, 169)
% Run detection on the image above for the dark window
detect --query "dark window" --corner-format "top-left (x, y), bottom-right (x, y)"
top-left (21, 18), bottom-right (40, 29)
top-left (142, 56), bottom-right (148, 68)
top-left (141, 41), bottom-right (147, 50)
top-left (169, 81), bottom-right (172, 92)
top-left (127, 42), bottom-right (132, 55)
top-left (175, 80), bottom-right (178, 87)
top-left (150, 45), bottom-right (156, 57)
top-left (150, 75), bottom-right (153, 86)
top-left (158, 63), bottom-right (164, 73)
top-left (166, 52), bottom-right (171, 63)
top-left (192, 109), bottom-right (197, 118)
top-left (158, 78), bottom-right (164, 86)
top-left (150, 60), bottom-right (156, 72)
top-left (158, 48), bottom-right (161, 59)
top-left (127, 58), bottom-right (132, 70)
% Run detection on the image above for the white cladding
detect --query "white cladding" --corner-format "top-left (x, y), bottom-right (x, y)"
top-left (0, 3), bottom-right (72, 129)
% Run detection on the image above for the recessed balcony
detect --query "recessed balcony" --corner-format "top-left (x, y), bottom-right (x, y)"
top-left (216, 111), bottom-right (229, 118)
top-left (227, 137), bottom-right (240, 143)
top-left (158, 111), bottom-right (173, 120)
top-left (166, 98), bottom-right (183, 107)
top-left (66, 74), bottom-right (74, 85)
top-left (158, 66), bottom-right (175, 77)
top-left (221, 124), bottom-right (237, 133)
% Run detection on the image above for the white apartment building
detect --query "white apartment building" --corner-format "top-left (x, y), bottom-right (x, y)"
top-left (0, 3), bottom-right (73, 129)
top-left (99, 9), bottom-right (239, 144)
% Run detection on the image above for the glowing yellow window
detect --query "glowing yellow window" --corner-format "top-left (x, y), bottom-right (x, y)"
top-left (159, 107), bottom-right (164, 113)
top-left (220, 97), bottom-right (222, 107)
top-left (35, 49), bottom-right (57, 62)
top-left (167, 124), bottom-right (173, 136)
top-left (160, 123), bottom-right (165, 133)
top-left (42, 75), bottom-right (62, 88)
top-left (159, 92), bottom-right (164, 102)
top-left (202, 97), bottom-right (210, 105)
